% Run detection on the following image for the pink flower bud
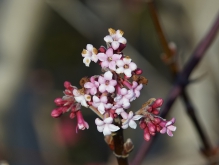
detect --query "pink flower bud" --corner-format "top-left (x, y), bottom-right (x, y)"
top-left (54, 98), bottom-right (64, 106)
top-left (98, 46), bottom-right (106, 53)
top-left (152, 98), bottom-right (163, 108)
top-left (159, 121), bottom-right (166, 127)
top-left (139, 120), bottom-right (146, 129)
top-left (144, 127), bottom-right (150, 141)
top-left (153, 117), bottom-right (161, 124)
top-left (156, 125), bottom-right (161, 132)
top-left (117, 43), bottom-right (126, 52)
top-left (134, 68), bottom-right (143, 75)
top-left (152, 109), bottom-right (160, 115)
top-left (147, 106), bottom-right (152, 112)
top-left (51, 108), bottom-right (63, 118)
top-left (69, 112), bottom-right (76, 119)
top-left (64, 81), bottom-right (71, 89)
top-left (147, 122), bottom-right (156, 133)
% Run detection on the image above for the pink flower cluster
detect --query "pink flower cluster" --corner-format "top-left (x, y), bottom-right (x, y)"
top-left (51, 28), bottom-right (176, 140)
top-left (137, 98), bottom-right (176, 141)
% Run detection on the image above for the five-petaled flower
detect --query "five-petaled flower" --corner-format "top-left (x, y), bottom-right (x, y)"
top-left (98, 71), bottom-right (117, 93)
top-left (95, 117), bottom-right (120, 136)
top-left (92, 95), bottom-right (113, 114)
top-left (121, 111), bottom-right (142, 129)
top-left (160, 118), bottom-right (177, 137)
top-left (116, 56), bottom-right (137, 77)
top-left (97, 48), bottom-right (122, 70)
top-left (104, 28), bottom-right (127, 50)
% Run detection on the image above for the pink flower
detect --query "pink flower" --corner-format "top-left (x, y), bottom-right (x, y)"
top-left (81, 44), bottom-right (98, 67)
top-left (76, 110), bottom-right (89, 131)
top-left (98, 71), bottom-right (117, 93)
top-left (121, 111), bottom-right (142, 129)
top-left (132, 81), bottom-right (143, 98)
top-left (160, 118), bottom-right (176, 137)
top-left (104, 28), bottom-right (127, 50)
top-left (84, 76), bottom-right (99, 95)
top-left (97, 48), bottom-right (122, 70)
top-left (113, 88), bottom-right (135, 109)
top-left (116, 56), bottom-right (137, 77)
top-left (95, 117), bottom-right (120, 136)
top-left (92, 95), bottom-right (113, 114)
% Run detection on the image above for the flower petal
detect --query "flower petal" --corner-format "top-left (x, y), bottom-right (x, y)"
top-left (129, 120), bottom-right (137, 129)
top-left (104, 71), bottom-right (113, 80)
top-left (93, 95), bottom-right (100, 103)
top-left (133, 115), bottom-right (143, 120)
top-left (98, 103), bottom-right (105, 114)
top-left (104, 117), bottom-right (113, 124)
top-left (118, 37), bottom-right (127, 44)
top-left (106, 48), bottom-right (113, 57)
top-left (116, 60), bottom-right (124, 67)
top-left (95, 118), bottom-right (104, 125)
top-left (104, 35), bottom-right (113, 43)
top-left (109, 80), bottom-right (117, 86)
top-left (99, 84), bottom-right (106, 93)
top-left (100, 96), bottom-right (107, 103)
top-left (167, 129), bottom-right (173, 137)
top-left (109, 61), bottom-right (116, 71)
top-left (83, 57), bottom-right (91, 67)
top-left (84, 82), bottom-right (93, 88)
top-left (168, 125), bottom-right (176, 132)
top-left (97, 53), bottom-right (107, 62)
top-left (112, 41), bottom-right (120, 50)
top-left (103, 127), bottom-right (111, 136)
top-left (97, 125), bottom-right (104, 132)
top-left (124, 69), bottom-right (132, 77)
top-left (98, 76), bottom-right (105, 84)
top-left (106, 85), bottom-right (115, 93)
top-left (86, 44), bottom-right (93, 51)
top-left (129, 62), bottom-right (137, 71)
top-left (108, 124), bottom-right (120, 132)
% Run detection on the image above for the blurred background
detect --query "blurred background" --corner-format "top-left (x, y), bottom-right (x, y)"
top-left (0, 0), bottom-right (219, 165)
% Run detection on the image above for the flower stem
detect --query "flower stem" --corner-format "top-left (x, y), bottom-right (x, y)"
top-left (113, 118), bottom-right (129, 165)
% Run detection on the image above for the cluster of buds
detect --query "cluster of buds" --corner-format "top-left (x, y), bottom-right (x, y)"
top-left (51, 28), bottom-right (176, 142)
top-left (136, 98), bottom-right (176, 141)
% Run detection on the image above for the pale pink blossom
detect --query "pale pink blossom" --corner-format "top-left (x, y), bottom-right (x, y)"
top-left (121, 111), bottom-right (142, 129)
top-left (76, 110), bottom-right (89, 131)
top-left (73, 89), bottom-right (91, 107)
top-left (115, 108), bottom-right (125, 115)
top-left (113, 88), bottom-right (135, 109)
top-left (116, 57), bottom-right (137, 77)
top-left (84, 76), bottom-right (99, 95)
top-left (98, 71), bottom-right (117, 93)
top-left (97, 48), bottom-right (122, 70)
top-left (81, 44), bottom-right (98, 67)
top-left (104, 28), bottom-right (127, 50)
top-left (92, 95), bottom-right (113, 114)
top-left (95, 117), bottom-right (120, 136)
top-left (132, 81), bottom-right (143, 98)
top-left (160, 118), bottom-right (176, 137)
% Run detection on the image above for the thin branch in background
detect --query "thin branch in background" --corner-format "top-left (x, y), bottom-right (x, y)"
top-left (131, 2), bottom-right (219, 165)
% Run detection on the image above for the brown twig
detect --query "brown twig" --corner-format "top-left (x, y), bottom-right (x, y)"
top-left (131, 3), bottom-right (219, 165)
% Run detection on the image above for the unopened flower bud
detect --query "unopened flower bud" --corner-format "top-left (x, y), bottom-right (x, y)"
top-left (69, 112), bottom-right (76, 119)
top-left (147, 122), bottom-right (156, 133)
top-left (51, 108), bottom-right (63, 118)
top-left (152, 98), bottom-right (163, 108)
top-left (139, 120), bottom-right (146, 129)
top-left (134, 68), bottom-right (143, 75)
top-left (124, 138), bottom-right (134, 153)
top-left (98, 46), bottom-right (106, 53)
top-left (153, 117), bottom-right (161, 124)
top-left (151, 109), bottom-right (160, 115)
top-left (64, 81), bottom-right (71, 89)
top-left (54, 98), bottom-right (63, 106)
top-left (144, 127), bottom-right (150, 141)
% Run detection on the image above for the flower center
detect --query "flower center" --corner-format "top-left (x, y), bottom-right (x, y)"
top-left (108, 57), bottom-right (112, 61)
top-left (124, 64), bottom-right (129, 69)
top-left (105, 80), bottom-right (110, 85)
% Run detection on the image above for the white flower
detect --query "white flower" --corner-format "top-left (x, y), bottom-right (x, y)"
top-left (116, 56), bottom-right (137, 77)
top-left (81, 44), bottom-right (98, 67)
top-left (92, 95), bottom-right (113, 114)
top-left (104, 28), bottom-right (127, 50)
top-left (121, 111), bottom-right (142, 129)
top-left (73, 89), bottom-right (91, 107)
top-left (95, 117), bottom-right (120, 136)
